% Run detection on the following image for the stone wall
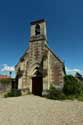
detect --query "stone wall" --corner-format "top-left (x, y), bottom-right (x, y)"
top-left (0, 82), bottom-right (11, 94)
top-left (48, 48), bottom-right (64, 90)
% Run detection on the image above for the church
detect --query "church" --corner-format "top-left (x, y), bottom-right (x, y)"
top-left (15, 19), bottom-right (65, 96)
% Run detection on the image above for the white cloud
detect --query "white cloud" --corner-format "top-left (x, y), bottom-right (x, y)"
top-left (65, 66), bottom-right (83, 76)
top-left (1, 64), bottom-right (15, 72)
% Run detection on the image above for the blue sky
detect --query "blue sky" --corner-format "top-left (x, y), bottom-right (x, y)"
top-left (0, 0), bottom-right (83, 76)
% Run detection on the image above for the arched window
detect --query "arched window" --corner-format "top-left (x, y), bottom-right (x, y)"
top-left (35, 24), bottom-right (40, 35)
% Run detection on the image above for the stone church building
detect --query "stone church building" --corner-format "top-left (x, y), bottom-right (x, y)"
top-left (15, 19), bottom-right (65, 96)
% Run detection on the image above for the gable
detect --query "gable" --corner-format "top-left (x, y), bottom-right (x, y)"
top-left (15, 48), bottom-right (29, 69)
top-left (46, 46), bottom-right (64, 64)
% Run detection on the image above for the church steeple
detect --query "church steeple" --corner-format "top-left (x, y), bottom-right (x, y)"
top-left (29, 19), bottom-right (48, 65)
top-left (30, 19), bottom-right (47, 43)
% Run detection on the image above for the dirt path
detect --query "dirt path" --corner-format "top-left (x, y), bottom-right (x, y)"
top-left (0, 95), bottom-right (83, 125)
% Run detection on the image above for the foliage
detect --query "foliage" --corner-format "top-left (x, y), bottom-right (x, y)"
top-left (63, 75), bottom-right (82, 96)
top-left (77, 90), bottom-right (83, 101)
top-left (0, 78), bottom-right (11, 84)
top-left (46, 85), bottom-right (66, 100)
top-left (46, 75), bottom-right (83, 101)
top-left (4, 89), bottom-right (21, 98)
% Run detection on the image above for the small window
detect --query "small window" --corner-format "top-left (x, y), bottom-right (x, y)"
top-left (35, 24), bottom-right (40, 35)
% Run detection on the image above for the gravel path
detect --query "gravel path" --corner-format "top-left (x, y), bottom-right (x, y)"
top-left (0, 95), bottom-right (83, 125)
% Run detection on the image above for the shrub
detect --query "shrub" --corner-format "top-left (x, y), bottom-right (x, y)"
top-left (47, 85), bottom-right (66, 100)
top-left (63, 75), bottom-right (82, 96)
top-left (46, 75), bottom-right (83, 101)
top-left (4, 89), bottom-right (21, 98)
top-left (0, 78), bottom-right (11, 84)
top-left (77, 95), bottom-right (83, 101)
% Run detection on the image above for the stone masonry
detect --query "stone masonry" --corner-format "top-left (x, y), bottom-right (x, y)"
top-left (15, 19), bottom-right (65, 95)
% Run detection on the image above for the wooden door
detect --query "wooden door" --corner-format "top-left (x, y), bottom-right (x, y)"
top-left (32, 77), bottom-right (43, 96)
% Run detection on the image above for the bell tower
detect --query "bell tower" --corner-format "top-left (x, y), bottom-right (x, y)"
top-left (29, 19), bottom-right (48, 65)
top-left (30, 19), bottom-right (47, 44)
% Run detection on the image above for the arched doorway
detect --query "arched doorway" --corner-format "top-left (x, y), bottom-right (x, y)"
top-left (32, 70), bottom-right (43, 96)
top-left (32, 76), bottom-right (43, 96)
